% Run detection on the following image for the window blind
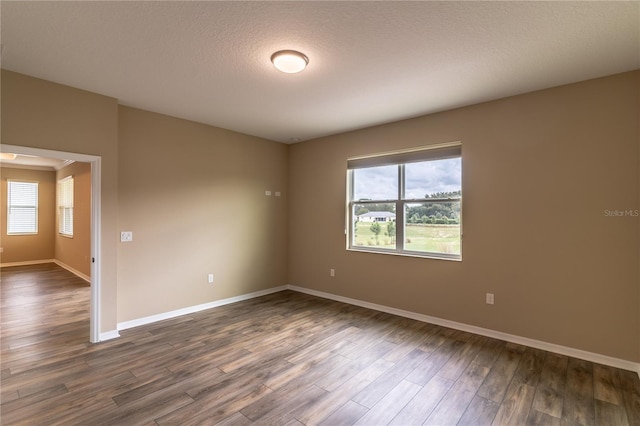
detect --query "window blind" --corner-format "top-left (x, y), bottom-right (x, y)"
top-left (7, 180), bottom-right (38, 234)
top-left (58, 176), bottom-right (74, 236)
top-left (347, 143), bottom-right (461, 170)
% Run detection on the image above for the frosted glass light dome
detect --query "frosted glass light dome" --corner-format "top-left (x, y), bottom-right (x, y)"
top-left (271, 50), bottom-right (309, 74)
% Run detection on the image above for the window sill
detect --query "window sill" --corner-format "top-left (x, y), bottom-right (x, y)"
top-left (347, 247), bottom-right (461, 261)
top-left (58, 233), bottom-right (74, 239)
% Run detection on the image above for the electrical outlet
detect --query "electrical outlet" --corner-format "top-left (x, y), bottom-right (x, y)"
top-left (265, 190), bottom-right (272, 196)
top-left (330, 269), bottom-right (335, 277)
top-left (120, 231), bottom-right (133, 242)
top-left (486, 293), bottom-right (495, 305)
top-left (208, 274), bottom-right (214, 283)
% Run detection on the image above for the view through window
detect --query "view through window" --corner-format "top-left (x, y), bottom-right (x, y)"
top-left (348, 144), bottom-right (462, 260)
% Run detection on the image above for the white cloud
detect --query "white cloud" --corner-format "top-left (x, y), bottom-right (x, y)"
top-left (353, 158), bottom-right (461, 201)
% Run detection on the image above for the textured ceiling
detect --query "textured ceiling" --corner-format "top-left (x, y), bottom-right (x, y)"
top-left (1, 1), bottom-right (639, 143)
top-left (0, 154), bottom-right (72, 170)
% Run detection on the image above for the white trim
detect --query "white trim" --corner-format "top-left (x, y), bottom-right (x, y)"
top-left (55, 160), bottom-right (75, 171)
top-left (287, 285), bottom-right (640, 375)
top-left (1, 144), bottom-right (102, 344)
top-left (347, 140), bottom-right (462, 162)
top-left (1, 144), bottom-right (100, 163)
top-left (53, 259), bottom-right (90, 282)
top-left (0, 163), bottom-right (59, 172)
top-left (117, 286), bottom-right (288, 331)
top-left (0, 259), bottom-right (90, 283)
top-left (1, 259), bottom-right (56, 268)
top-left (99, 330), bottom-right (120, 341)
top-left (90, 158), bottom-right (101, 343)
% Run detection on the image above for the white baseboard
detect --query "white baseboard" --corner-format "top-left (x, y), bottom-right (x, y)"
top-left (99, 330), bottom-right (120, 341)
top-left (117, 285), bottom-right (289, 331)
top-left (287, 285), bottom-right (640, 377)
top-left (1, 259), bottom-right (91, 283)
top-left (1, 259), bottom-right (56, 268)
top-left (109, 281), bottom-right (639, 379)
top-left (53, 260), bottom-right (91, 282)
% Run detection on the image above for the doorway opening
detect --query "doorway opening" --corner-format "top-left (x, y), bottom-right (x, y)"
top-left (1, 144), bottom-right (102, 342)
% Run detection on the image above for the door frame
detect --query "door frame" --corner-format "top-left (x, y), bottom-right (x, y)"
top-left (1, 144), bottom-right (102, 343)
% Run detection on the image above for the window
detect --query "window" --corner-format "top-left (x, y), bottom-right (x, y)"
top-left (58, 176), bottom-right (74, 236)
top-left (347, 144), bottom-right (462, 260)
top-left (7, 180), bottom-right (38, 235)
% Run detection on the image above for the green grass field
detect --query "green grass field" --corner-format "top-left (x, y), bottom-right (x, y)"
top-left (354, 221), bottom-right (460, 255)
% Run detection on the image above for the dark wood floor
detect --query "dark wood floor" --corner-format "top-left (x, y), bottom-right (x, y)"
top-left (1, 263), bottom-right (639, 425)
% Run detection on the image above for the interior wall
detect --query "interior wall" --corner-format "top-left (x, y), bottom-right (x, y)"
top-left (117, 106), bottom-right (288, 322)
top-left (1, 70), bottom-right (119, 333)
top-left (55, 161), bottom-right (91, 277)
top-left (289, 70), bottom-right (640, 363)
top-left (0, 166), bottom-right (56, 263)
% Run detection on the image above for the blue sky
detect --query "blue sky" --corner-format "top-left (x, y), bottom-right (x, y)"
top-left (353, 158), bottom-right (461, 200)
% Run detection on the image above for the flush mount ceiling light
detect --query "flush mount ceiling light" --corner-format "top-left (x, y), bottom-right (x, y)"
top-left (271, 50), bottom-right (309, 74)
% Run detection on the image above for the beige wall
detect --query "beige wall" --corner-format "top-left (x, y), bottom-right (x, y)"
top-left (1, 70), bottom-right (119, 333)
top-left (0, 167), bottom-right (56, 262)
top-left (289, 71), bottom-right (640, 362)
top-left (55, 161), bottom-right (91, 277)
top-left (117, 107), bottom-right (288, 321)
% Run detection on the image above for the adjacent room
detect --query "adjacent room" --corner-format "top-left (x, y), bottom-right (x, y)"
top-left (1, 1), bottom-right (639, 425)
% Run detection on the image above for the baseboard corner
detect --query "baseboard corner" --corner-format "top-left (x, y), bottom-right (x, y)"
top-left (53, 259), bottom-right (91, 282)
top-left (99, 330), bottom-right (120, 341)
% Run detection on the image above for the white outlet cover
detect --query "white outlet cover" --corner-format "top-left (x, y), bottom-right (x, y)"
top-left (120, 231), bottom-right (133, 242)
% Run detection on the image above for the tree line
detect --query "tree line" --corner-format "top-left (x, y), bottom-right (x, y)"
top-left (355, 190), bottom-right (461, 225)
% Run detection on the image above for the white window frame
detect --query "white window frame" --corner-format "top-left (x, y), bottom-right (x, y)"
top-left (347, 143), bottom-right (462, 261)
top-left (58, 176), bottom-right (74, 237)
top-left (7, 180), bottom-right (39, 235)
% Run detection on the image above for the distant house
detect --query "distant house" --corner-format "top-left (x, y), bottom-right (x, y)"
top-left (358, 211), bottom-right (396, 223)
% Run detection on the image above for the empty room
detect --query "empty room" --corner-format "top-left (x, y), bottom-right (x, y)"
top-left (1, 1), bottom-right (639, 425)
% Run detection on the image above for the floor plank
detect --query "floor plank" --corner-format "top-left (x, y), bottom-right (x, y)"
top-left (476, 344), bottom-right (523, 403)
top-left (389, 375), bottom-right (454, 425)
top-left (561, 357), bottom-right (595, 426)
top-left (318, 400), bottom-right (368, 426)
top-left (353, 380), bottom-right (421, 425)
top-left (531, 352), bottom-right (568, 418)
top-left (424, 361), bottom-right (490, 425)
top-left (619, 369), bottom-right (640, 425)
top-left (458, 395), bottom-right (500, 426)
top-left (593, 363), bottom-right (626, 405)
top-left (492, 382), bottom-right (537, 425)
